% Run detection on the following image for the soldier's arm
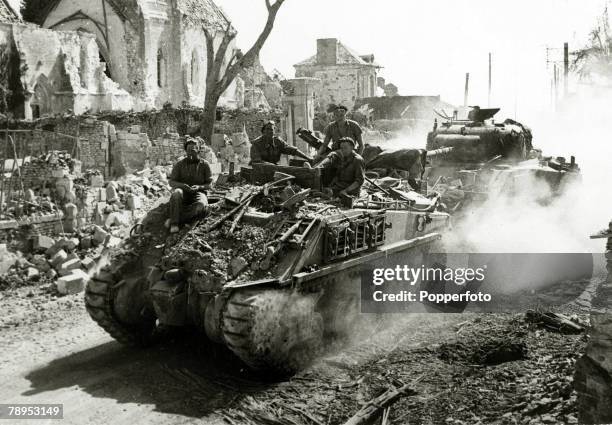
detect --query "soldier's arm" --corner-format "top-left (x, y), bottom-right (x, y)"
top-left (317, 128), bottom-right (332, 157)
top-left (194, 162), bottom-right (213, 191)
top-left (341, 157), bottom-right (365, 195)
top-left (316, 152), bottom-right (339, 169)
top-left (353, 122), bottom-right (364, 155)
top-left (278, 138), bottom-right (312, 161)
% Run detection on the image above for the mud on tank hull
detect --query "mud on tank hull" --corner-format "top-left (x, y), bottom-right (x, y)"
top-left (85, 203), bottom-right (451, 376)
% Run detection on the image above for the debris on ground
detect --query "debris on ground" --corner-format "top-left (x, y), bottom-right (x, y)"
top-left (525, 310), bottom-right (585, 334)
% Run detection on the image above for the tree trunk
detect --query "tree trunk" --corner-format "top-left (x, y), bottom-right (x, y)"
top-left (200, 93), bottom-right (220, 145)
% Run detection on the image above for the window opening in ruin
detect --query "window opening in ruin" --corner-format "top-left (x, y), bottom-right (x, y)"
top-left (157, 49), bottom-right (165, 88)
top-left (99, 52), bottom-right (112, 79)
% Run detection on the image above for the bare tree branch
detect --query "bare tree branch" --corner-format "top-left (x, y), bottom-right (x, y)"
top-left (202, 26), bottom-right (215, 83)
top-left (200, 0), bottom-right (286, 140)
top-left (215, 0), bottom-right (285, 94)
top-left (212, 21), bottom-right (237, 80)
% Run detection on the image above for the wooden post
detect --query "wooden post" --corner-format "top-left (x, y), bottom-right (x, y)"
top-left (488, 53), bottom-right (492, 107)
top-left (564, 42), bottom-right (569, 97)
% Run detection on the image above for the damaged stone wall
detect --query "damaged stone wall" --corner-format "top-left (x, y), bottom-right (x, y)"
top-left (99, 106), bottom-right (284, 142)
top-left (0, 22), bottom-right (132, 119)
top-left (2, 106), bottom-right (284, 182)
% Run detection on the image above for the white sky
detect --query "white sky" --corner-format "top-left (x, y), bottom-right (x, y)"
top-left (216, 0), bottom-right (608, 119)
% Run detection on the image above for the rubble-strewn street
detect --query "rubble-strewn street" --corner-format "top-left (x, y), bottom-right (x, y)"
top-left (0, 278), bottom-right (599, 424)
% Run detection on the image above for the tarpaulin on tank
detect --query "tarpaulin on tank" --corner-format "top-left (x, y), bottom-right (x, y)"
top-left (366, 149), bottom-right (427, 177)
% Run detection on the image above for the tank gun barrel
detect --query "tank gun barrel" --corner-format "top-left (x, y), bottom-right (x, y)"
top-left (426, 147), bottom-right (454, 157)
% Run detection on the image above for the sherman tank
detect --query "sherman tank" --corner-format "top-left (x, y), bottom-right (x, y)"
top-left (425, 106), bottom-right (580, 210)
top-left (85, 162), bottom-right (450, 375)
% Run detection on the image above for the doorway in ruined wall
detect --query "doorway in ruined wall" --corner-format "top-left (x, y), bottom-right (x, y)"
top-left (31, 77), bottom-right (53, 119)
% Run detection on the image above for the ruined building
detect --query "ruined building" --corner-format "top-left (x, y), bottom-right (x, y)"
top-left (39, 0), bottom-right (240, 110)
top-left (0, 0), bottom-right (241, 119)
top-left (239, 56), bottom-right (282, 110)
top-left (294, 38), bottom-right (381, 110)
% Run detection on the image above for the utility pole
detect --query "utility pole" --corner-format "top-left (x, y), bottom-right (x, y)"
top-left (553, 64), bottom-right (559, 111)
top-left (488, 53), bottom-right (492, 107)
top-left (464, 72), bottom-right (470, 106)
top-left (563, 42), bottom-right (569, 97)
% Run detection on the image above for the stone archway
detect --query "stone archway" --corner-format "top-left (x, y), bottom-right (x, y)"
top-left (31, 76), bottom-right (53, 118)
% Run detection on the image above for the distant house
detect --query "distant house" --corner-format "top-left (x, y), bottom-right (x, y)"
top-left (294, 38), bottom-right (381, 110)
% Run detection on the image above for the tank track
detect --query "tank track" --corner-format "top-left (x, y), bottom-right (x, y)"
top-left (221, 289), bottom-right (323, 375)
top-left (85, 268), bottom-right (157, 347)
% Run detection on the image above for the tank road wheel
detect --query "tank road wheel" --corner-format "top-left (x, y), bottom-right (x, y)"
top-left (85, 268), bottom-right (157, 347)
top-left (222, 289), bottom-right (323, 376)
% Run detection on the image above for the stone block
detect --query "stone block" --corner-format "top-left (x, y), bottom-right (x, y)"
top-left (58, 258), bottom-right (82, 276)
top-left (50, 249), bottom-right (68, 267)
top-left (64, 237), bottom-right (80, 251)
top-left (56, 269), bottom-right (89, 295)
top-left (46, 238), bottom-right (69, 257)
top-left (66, 252), bottom-right (80, 261)
top-left (81, 257), bottom-right (96, 272)
top-left (106, 184), bottom-right (119, 203)
top-left (126, 194), bottom-right (142, 210)
top-left (92, 225), bottom-right (109, 245)
top-left (104, 211), bottom-right (130, 229)
top-left (32, 235), bottom-right (55, 252)
top-left (26, 267), bottom-right (40, 279)
top-left (90, 175), bottom-right (104, 187)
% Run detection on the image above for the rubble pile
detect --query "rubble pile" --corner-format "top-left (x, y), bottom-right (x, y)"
top-left (0, 160), bottom-right (174, 294)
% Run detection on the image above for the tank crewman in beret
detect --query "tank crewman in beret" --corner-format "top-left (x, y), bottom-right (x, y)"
top-left (316, 105), bottom-right (364, 159)
top-left (250, 121), bottom-right (313, 165)
top-left (317, 137), bottom-right (365, 197)
top-left (167, 136), bottom-right (212, 233)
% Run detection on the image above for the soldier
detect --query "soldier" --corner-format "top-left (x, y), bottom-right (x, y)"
top-left (317, 137), bottom-right (365, 197)
top-left (250, 121), bottom-right (312, 165)
top-left (316, 105), bottom-right (364, 159)
top-left (167, 137), bottom-right (212, 233)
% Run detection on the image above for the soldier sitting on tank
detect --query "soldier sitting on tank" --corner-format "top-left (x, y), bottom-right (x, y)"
top-left (315, 105), bottom-right (364, 160)
top-left (166, 136), bottom-right (212, 234)
top-left (317, 137), bottom-right (365, 197)
top-left (250, 121), bottom-right (312, 165)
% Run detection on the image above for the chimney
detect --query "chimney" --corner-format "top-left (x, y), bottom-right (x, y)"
top-left (317, 38), bottom-right (338, 65)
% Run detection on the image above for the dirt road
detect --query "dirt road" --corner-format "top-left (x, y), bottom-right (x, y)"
top-left (0, 279), bottom-right (595, 425)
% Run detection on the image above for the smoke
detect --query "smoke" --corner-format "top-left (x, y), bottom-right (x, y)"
top-left (442, 87), bottom-right (611, 256)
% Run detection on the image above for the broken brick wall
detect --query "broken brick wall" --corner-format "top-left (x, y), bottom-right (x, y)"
top-left (3, 117), bottom-right (111, 176)
top-left (1, 107), bottom-right (283, 179)
top-left (99, 106), bottom-right (284, 142)
top-left (215, 108), bottom-right (284, 140)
